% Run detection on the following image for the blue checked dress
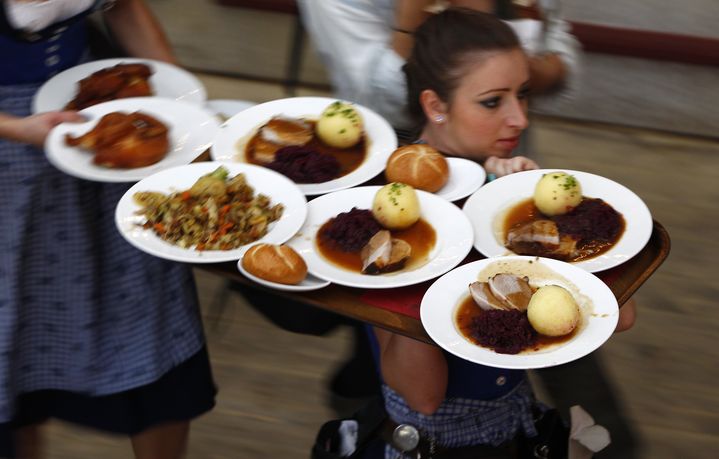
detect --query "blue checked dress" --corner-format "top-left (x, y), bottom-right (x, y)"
top-left (367, 328), bottom-right (538, 458)
top-left (0, 2), bottom-right (205, 423)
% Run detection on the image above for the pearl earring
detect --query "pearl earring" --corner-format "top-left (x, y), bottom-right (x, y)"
top-left (434, 114), bottom-right (445, 124)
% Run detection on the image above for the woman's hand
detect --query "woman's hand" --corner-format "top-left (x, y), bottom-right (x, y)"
top-left (0, 111), bottom-right (85, 148)
top-left (614, 298), bottom-right (637, 333)
top-left (484, 155), bottom-right (539, 177)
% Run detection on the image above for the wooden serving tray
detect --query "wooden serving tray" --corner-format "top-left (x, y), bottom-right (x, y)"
top-left (199, 220), bottom-right (669, 343)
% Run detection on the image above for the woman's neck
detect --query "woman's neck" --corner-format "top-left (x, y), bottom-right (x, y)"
top-left (419, 124), bottom-right (460, 158)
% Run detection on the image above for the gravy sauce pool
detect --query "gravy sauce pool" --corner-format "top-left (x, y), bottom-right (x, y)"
top-left (243, 119), bottom-right (368, 178)
top-left (455, 295), bottom-right (578, 353)
top-left (502, 197), bottom-right (625, 261)
top-left (454, 258), bottom-right (594, 353)
top-left (316, 218), bottom-right (436, 273)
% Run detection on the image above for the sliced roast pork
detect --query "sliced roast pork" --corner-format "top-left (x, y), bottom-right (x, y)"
top-left (506, 220), bottom-right (579, 260)
top-left (469, 281), bottom-right (511, 311)
top-left (487, 273), bottom-right (533, 311)
top-left (361, 230), bottom-right (411, 274)
top-left (253, 117), bottom-right (314, 163)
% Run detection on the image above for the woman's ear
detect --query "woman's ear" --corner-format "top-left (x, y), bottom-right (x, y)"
top-left (420, 89), bottom-right (448, 124)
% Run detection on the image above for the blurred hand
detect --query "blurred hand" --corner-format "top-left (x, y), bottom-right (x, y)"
top-left (614, 298), bottom-right (637, 333)
top-left (2, 111), bottom-right (85, 148)
top-left (484, 155), bottom-right (539, 177)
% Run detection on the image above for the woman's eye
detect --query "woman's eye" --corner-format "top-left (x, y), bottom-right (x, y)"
top-left (518, 88), bottom-right (531, 99)
top-left (479, 97), bottom-right (501, 109)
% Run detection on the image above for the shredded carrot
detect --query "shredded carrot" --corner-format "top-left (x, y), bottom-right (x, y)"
top-left (153, 223), bottom-right (165, 234)
top-left (218, 222), bottom-right (234, 236)
top-left (181, 191), bottom-right (192, 201)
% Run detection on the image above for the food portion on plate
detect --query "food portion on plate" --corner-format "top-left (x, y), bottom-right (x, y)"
top-left (244, 100), bottom-right (367, 183)
top-left (457, 259), bottom-right (588, 355)
top-left (132, 166), bottom-right (284, 251)
top-left (65, 111), bottom-right (169, 168)
top-left (502, 171), bottom-right (625, 262)
top-left (421, 256), bottom-right (617, 369)
top-left (385, 144), bottom-right (450, 193)
top-left (241, 243), bottom-right (308, 285)
top-left (211, 97), bottom-right (397, 196)
top-left (65, 63), bottom-right (153, 110)
top-left (316, 183), bottom-right (435, 275)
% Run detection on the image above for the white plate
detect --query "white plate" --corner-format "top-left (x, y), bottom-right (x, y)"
top-left (33, 58), bottom-right (207, 113)
top-left (462, 169), bottom-right (652, 272)
top-left (237, 258), bottom-right (331, 292)
top-left (45, 97), bottom-right (220, 183)
top-left (210, 97), bottom-right (398, 195)
top-left (421, 256), bottom-right (619, 369)
top-left (115, 162), bottom-right (307, 263)
top-left (205, 99), bottom-right (256, 120)
top-left (436, 157), bottom-right (486, 202)
top-left (289, 186), bottom-right (474, 288)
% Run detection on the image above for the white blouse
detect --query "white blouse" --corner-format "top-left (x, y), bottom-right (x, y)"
top-left (5, 0), bottom-right (95, 32)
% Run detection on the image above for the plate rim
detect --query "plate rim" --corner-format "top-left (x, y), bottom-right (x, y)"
top-left (114, 161), bottom-right (307, 263)
top-left (461, 168), bottom-right (653, 272)
top-left (32, 57), bottom-right (207, 113)
top-left (436, 157), bottom-right (486, 202)
top-left (289, 185), bottom-right (475, 288)
top-left (209, 96), bottom-right (398, 195)
top-left (420, 255), bottom-right (619, 369)
top-left (236, 257), bottom-right (331, 292)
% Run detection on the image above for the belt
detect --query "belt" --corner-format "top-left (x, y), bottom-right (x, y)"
top-left (378, 418), bottom-right (518, 459)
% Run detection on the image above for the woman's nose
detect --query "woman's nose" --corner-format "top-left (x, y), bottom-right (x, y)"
top-left (507, 100), bottom-right (529, 129)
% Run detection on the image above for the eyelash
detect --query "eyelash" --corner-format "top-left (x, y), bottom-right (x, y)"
top-left (480, 97), bottom-right (501, 109)
top-left (479, 89), bottom-right (531, 109)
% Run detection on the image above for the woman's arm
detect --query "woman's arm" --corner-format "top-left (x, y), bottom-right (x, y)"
top-left (391, 0), bottom-right (435, 58)
top-left (393, 1), bottom-right (495, 59)
top-left (373, 327), bottom-right (448, 415)
top-left (102, 0), bottom-right (177, 64)
top-left (528, 52), bottom-right (566, 93)
top-left (0, 112), bottom-right (84, 147)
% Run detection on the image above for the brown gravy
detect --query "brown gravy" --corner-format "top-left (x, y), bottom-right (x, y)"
top-left (244, 119), bottom-right (367, 178)
top-left (455, 295), bottom-right (578, 352)
top-left (316, 218), bottom-right (436, 273)
top-left (503, 198), bottom-right (625, 262)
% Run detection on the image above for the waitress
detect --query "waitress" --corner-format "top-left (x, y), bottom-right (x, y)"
top-left (0, 1), bottom-right (216, 458)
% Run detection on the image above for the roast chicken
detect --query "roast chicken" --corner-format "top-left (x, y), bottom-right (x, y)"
top-left (65, 111), bottom-right (169, 168)
top-left (66, 63), bottom-right (153, 110)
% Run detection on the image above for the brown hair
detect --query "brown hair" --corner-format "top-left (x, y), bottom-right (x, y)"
top-left (404, 8), bottom-right (521, 128)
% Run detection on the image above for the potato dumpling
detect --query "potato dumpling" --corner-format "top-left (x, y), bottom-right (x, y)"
top-left (316, 101), bottom-right (363, 148)
top-left (527, 285), bottom-right (580, 336)
top-left (372, 183), bottom-right (420, 230)
top-left (533, 171), bottom-right (582, 216)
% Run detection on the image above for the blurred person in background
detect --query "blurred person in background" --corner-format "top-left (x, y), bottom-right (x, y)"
top-left (0, 1), bottom-right (215, 457)
top-left (297, 0), bottom-right (579, 143)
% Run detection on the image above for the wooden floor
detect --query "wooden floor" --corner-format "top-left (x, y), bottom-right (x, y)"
top-left (40, 76), bottom-right (719, 458)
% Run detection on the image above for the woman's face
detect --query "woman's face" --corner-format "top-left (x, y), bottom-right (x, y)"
top-left (441, 48), bottom-right (530, 159)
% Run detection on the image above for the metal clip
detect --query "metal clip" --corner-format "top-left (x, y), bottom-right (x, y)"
top-left (393, 424), bottom-right (420, 452)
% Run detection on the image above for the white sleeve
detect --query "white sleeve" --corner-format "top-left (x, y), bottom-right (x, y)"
top-left (542, 16), bottom-right (581, 95)
top-left (297, 0), bottom-right (412, 129)
top-left (506, 16), bottom-right (581, 106)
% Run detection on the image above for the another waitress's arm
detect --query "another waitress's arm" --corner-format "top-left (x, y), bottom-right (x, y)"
top-left (373, 327), bottom-right (448, 415)
top-left (0, 112), bottom-right (84, 147)
top-left (102, 0), bottom-right (177, 64)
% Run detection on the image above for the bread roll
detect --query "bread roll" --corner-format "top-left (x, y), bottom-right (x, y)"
top-left (385, 144), bottom-right (449, 192)
top-left (242, 244), bottom-right (308, 285)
